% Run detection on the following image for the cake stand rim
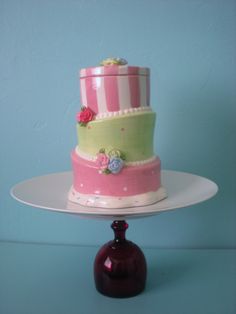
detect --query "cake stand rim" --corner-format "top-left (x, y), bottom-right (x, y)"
top-left (10, 170), bottom-right (219, 220)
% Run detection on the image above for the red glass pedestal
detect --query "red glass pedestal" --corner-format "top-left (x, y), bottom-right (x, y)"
top-left (94, 220), bottom-right (147, 298)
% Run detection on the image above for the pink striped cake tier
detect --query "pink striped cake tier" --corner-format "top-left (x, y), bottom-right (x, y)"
top-left (80, 64), bottom-right (150, 116)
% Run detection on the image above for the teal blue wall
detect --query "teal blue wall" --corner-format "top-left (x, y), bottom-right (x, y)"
top-left (1, 0), bottom-right (235, 248)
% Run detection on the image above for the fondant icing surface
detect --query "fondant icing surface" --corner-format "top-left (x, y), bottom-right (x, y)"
top-left (68, 186), bottom-right (167, 208)
top-left (77, 111), bottom-right (156, 162)
top-left (69, 59), bottom-right (167, 208)
top-left (80, 65), bottom-right (150, 114)
top-left (71, 150), bottom-right (161, 197)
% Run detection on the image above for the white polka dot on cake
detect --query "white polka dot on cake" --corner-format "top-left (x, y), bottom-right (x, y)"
top-left (80, 183), bottom-right (84, 187)
top-left (123, 187), bottom-right (128, 191)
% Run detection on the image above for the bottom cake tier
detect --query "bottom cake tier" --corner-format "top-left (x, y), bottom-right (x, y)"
top-left (68, 149), bottom-right (167, 208)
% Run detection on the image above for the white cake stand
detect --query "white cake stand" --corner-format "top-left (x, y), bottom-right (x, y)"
top-left (10, 170), bottom-right (218, 298)
top-left (11, 170), bottom-right (218, 219)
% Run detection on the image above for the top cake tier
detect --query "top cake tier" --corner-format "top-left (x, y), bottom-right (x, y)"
top-left (80, 62), bottom-right (150, 116)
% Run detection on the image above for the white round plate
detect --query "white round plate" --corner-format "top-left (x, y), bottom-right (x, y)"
top-left (10, 170), bottom-right (218, 220)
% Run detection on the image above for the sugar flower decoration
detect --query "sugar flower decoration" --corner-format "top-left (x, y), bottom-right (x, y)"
top-left (76, 107), bottom-right (95, 126)
top-left (95, 148), bottom-right (126, 174)
top-left (100, 57), bottom-right (128, 66)
top-left (95, 152), bottom-right (110, 170)
top-left (108, 157), bottom-right (124, 174)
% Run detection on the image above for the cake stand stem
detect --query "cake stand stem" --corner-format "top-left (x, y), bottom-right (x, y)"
top-left (94, 220), bottom-right (147, 298)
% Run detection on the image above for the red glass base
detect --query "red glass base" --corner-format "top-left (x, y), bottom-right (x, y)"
top-left (94, 220), bottom-right (147, 298)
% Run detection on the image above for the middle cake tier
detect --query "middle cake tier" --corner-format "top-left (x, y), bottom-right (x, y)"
top-left (77, 111), bottom-right (156, 162)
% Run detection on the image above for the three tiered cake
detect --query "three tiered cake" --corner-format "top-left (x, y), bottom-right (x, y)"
top-left (68, 58), bottom-right (167, 208)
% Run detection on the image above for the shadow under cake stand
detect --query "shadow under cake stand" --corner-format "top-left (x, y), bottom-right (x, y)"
top-left (11, 170), bottom-right (218, 298)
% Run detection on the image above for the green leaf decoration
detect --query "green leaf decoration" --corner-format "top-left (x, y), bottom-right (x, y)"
top-left (102, 168), bottom-right (111, 175)
top-left (120, 152), bottom-right (126, 161)
top-left (99, 148), bottom-right (105, 153)
top-left (79, 121), bottom-right (87, 127)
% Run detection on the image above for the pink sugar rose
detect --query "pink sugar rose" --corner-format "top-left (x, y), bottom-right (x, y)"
top-left (76, 107), bottom-right (94, 124)
top-left (96, 153), bottom-right (109, 170)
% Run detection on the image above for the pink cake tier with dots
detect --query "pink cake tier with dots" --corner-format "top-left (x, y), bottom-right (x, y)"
top-left (72, 150), bottom-right (160, 196)
top-left (69, 150), bottom-right (166, 208)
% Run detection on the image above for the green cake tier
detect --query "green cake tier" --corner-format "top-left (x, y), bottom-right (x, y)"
top-left (77, 111), bottom-right (156, 162)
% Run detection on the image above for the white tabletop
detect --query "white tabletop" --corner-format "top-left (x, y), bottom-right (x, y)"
top-left (11, 170), bottom-right (218, 220)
